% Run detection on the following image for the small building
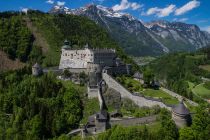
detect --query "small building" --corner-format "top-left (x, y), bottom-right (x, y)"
top-left (133, 72), bottom-right (143, 80)
top-left (172, 100), bottom-right (192, 128)
top-left (86, 110), bottom-right (109, 133)
top-left (32, 63), bottom-right (43, 76)
top-left (151, 80), bottom-right (160, 90)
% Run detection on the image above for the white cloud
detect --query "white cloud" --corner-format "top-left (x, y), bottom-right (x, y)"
top-left (57, 1), bottom-right (65, 6)
top-left (175, 0), bottom-right (200, 16)
top-left (112, 0), bottom-right (143, 11)
top-left (46, 0), bottom-right (54, 4)
top-left (131, 2), bottom-right (142, 10)
top-left (145, 4), bottom-right (176, 17)
top-left (173, 18), bottom-right (189, 22)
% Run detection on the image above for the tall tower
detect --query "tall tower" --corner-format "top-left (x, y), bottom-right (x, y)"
top-left (172, 100), bottom-right (192, 128)
top-left (59, 40), bottom-right (71, 69)
top-left (32, 63), bottom-right (42, 76)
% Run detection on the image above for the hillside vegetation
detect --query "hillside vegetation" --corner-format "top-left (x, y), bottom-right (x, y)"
top-left (0, 14), bottom-right (33, 62)
top-left (147, 47), bottom-right (210, 101)
top-left (0, 67), bottom-right (84, 139)
top-left (0, 11), bottom-right (139, 71)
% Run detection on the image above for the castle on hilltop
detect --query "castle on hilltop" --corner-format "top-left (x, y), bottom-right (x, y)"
top-left (59, 40), bottom-right (131, 75)
top-left (59, 40), bottom-right (132, 97)
top-left (59, 40), bottom-right (116, 73)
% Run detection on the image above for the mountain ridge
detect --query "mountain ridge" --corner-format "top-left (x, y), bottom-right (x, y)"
top-left (49, 4), bottom-right (210, 56)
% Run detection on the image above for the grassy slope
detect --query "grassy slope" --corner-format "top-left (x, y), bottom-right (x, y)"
top-left (199, 65), bottom-right (210, 72)
top-left (116, 76), bottom-right (179, 105)
top-left (192, 83), bottom-right (210, 99)
top-left (142, 89), bottom-right (179, 105)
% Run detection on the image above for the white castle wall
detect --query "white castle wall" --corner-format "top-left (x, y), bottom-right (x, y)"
top-left (59, 48), bottom-right (93, 69)
top-left (59, 48), bottom-right (116, 70)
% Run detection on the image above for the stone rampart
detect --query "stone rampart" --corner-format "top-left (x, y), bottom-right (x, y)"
top-left (102, 73), bottom-right (171, 110)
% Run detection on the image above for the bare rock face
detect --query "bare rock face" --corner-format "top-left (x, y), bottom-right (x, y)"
top-left (0, 51), bottom-right (25, 72)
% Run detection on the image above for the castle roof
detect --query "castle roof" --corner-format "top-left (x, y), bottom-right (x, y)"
top-left (33, 63), bottom-right (41, 68)
top-left (92, 48), bottom-right (116, 54)
top-left (96, 110), bottom-right (109, 120)
top-left (62, 40), bottom-right (71, 49)
top-left (172, 100), bottom-right (190, 115)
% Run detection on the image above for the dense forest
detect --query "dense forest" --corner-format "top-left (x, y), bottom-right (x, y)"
top-left (0, 67), bottom-right (209, 140)
top-left (0, 67), bottom-right (84, 139)
top-left (0, 15), bottom-right (33, 62)
top-left (146, 47), bottom-right (210, 101)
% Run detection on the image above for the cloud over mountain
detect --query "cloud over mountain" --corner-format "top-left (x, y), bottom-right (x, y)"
top-left (112, 0), bottom-right (142, 11)
top-left (145, 4), bottom-right (176, 17)
top-left (175, 0), bottom-right (200, 16)
top-left (143, 0), bottom-right (200, 18)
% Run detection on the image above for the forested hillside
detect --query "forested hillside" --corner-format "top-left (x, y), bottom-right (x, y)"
top-left (0, 67), bottom-right (84, 139)
top-left (0, 14), bottom-right (33, 62)
top-left (147, 47), bottom-right (210, 101)
top-left (0, 11), bottom-right (138, 71)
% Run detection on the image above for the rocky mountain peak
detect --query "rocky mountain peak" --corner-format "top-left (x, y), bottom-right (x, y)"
top-left (48, 4), bottom-right (210, 56)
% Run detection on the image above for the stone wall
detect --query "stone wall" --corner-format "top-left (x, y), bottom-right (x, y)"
top-left (102, 73), bottom-right (171, 110)
top-left (87, 86), bottom-right (99, 98)
top-left (110, 115), bottom-right (157, 127)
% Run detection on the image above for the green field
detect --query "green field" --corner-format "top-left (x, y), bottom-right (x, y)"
top-left (192, 83), bottom-right (210, 99)
top-left (142, 89), bottom-right (179, 105)
top-left (199, 65), bottom-right (210, 72)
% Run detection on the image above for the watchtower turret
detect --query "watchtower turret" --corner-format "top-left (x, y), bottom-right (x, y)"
top-left (32, 63), bottom-right (43, 76)
top-left (62, 39), bottom-right (71, 50)
top-left (172, 100), bottom-right (192, 128)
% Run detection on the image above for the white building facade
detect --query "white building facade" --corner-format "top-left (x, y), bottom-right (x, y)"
top-left (59, 40), bottom-right (116, 70)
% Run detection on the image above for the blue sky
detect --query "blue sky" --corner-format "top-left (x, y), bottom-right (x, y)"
top-left (0, 0), bottom-right (209, 32)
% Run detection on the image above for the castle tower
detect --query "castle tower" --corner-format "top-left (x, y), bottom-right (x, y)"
top-left (172, 100), bottom-right (192, 128)
top-left (32, 63), bottom-right (42, 76)
top-left (62, 39), bottom-right (71, 50)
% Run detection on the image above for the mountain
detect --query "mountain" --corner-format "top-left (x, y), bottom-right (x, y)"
top-left (144, 20), bottom-right (210, 52)
top-left (49, 4), bottom-right (210, 56)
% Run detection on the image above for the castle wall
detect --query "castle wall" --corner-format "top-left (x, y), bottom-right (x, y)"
top-left (59, 48), bottom-right (116, 70)
top-left (110, 115), bottom-right (157, 127)
top-left (102, 72), bottom-right (171, 110)
top-left (87, 86), bottom-right (99, 98)
top-left (59, 48), bottom-right (93, 69)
